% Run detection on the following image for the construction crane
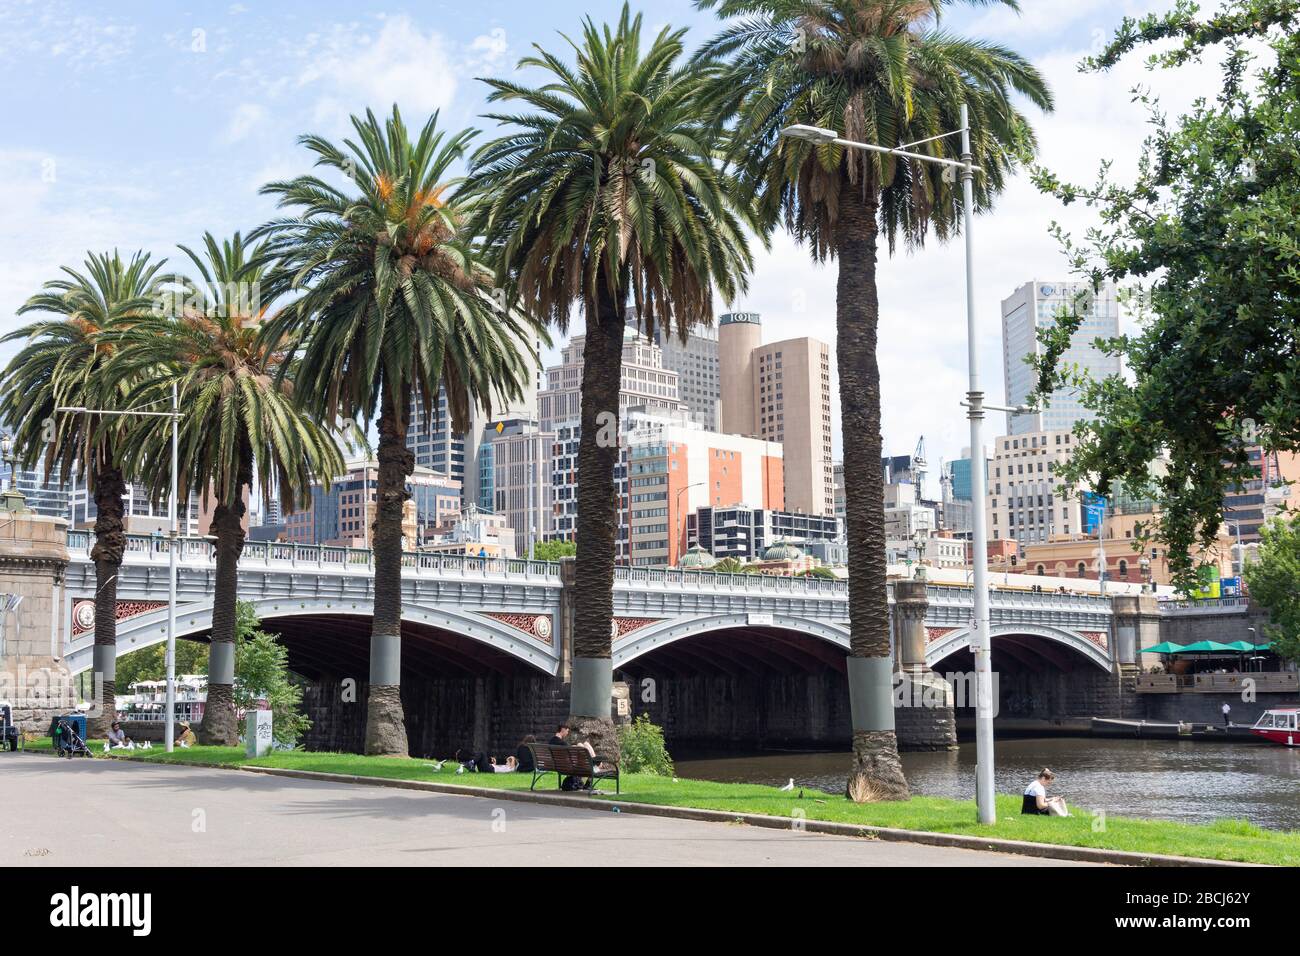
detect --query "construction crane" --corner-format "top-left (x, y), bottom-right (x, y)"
top-left (912, 435), bottom-right (927, 489)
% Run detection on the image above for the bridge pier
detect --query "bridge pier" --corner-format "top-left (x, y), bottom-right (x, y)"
top-left (892, 579), bottom-right (957, 751)
top-left (0, 513), bottom-right (73, 732)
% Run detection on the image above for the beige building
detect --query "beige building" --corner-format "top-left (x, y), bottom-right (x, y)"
top-left (719, 312), bottom-right (834, 516)
top-left (539, 328), bottom-right (687, 433)
top-left (986, 428), bottom-right (1086, 547)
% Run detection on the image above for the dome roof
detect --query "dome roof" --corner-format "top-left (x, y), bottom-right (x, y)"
top-left (763, 539), bottom-right (803, 561)
top-left (679, 545), bottom-right (717, 569)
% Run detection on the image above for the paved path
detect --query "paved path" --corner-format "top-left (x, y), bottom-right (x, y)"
top-left (4, 757), bottom-right (1092, 867)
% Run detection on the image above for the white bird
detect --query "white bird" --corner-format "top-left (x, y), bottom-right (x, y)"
top-left (455, 764), bottom-right (466, 775)
top-left (426, 760), bottom-right (445, 771)
top-left (778, 778), bottom-right (795, 792)
top-left (102, 741), bottom-right (110, 753)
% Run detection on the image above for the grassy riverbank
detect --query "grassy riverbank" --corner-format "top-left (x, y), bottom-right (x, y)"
top-left (24, 739), bottom-right (1298, 865)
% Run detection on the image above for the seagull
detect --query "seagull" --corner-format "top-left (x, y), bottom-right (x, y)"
top-left (426, 760), bottom-right (446, 771)
top-left (455, 764), bottom-right (466, 775)
top-left (778, 778), bottom-right (795, 792)
top-left (102, 741), bottom-right (110, 753)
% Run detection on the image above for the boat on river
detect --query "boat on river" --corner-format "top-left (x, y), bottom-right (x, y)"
top-left (1250, 707), bottom-right (1300, 746)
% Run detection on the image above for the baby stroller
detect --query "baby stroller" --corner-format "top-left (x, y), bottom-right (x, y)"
top-left (52, 715), bottom-right (91, 758)
top-left (0, 701), bottom-right (19, 752)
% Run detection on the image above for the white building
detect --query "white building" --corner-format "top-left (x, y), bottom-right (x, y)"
top-left (1001, 280), bottom-right (1121, 436)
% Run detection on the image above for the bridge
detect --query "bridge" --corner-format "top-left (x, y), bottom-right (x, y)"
top-left (60, 532), bottom-right (1119, 681)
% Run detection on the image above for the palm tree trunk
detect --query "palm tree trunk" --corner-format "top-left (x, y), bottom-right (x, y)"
top-left (568, 271), bottom-right (625, 757)
top-left (835, 175), bottom-right (909, 801)
top-left (364, 383), bottom-right (412, 756)
top-left (88, 465), bottom-right (127, 740)
top-left (198, 446), bottom-right (251, 746)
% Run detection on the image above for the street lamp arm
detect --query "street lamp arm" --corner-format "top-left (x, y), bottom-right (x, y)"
top-left (55, 405), bottom-right (181, 420)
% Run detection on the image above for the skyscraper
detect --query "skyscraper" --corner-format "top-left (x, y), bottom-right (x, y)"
top-left (718, 311), bottom-right (762, 436)
top-left (719, 311), bottom-right (834, 516)
top-left (629, 315), bottom-right (720, 430)
top-left (538, 328), bottom-right (687, 432)
top-left (1001, 280), bottom-right (1121, 435)
top-left (406, 343), bottom-right (541, 507)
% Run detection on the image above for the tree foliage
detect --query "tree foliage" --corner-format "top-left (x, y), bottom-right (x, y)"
top-left (531, 539), bottom-right (577, 561)
top-left (1030, 0), bottom-right (1300, 588)
top-left (232, 602), bottom-right (311, 745)
top-left (1242, 514), bottom-right (1300, 663)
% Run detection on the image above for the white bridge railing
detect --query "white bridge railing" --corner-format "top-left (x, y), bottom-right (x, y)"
top-left (613, 565), bottom-right (847, 595)
top-left (67, 532), bottom-right (563, 580)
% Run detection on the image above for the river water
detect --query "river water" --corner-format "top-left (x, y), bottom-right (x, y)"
top-left (673, 738), bottom-right (1300, 831)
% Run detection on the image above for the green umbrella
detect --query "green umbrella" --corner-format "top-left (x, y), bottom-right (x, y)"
top-left (1253, 640), bottom-right (1273, 651)
top-left (1219, 640), bottom-right (1257, 652)
top-left (1139, 642), bottom-right (1184, 654)
top-left (1174, 640), bottom-right (1236, 653)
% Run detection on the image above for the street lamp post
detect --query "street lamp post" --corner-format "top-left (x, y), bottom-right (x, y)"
top-left (781, 106), bottom-right (1016, 824)
top-left (59, 383), bottom-right (182, 752)
top-left (674, 482), bottom-right (705, 565)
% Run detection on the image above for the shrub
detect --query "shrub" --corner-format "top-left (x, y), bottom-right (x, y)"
top-left (618, 714), bottom-right (673, 776)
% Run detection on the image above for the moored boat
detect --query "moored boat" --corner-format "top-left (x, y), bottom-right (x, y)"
top-left (1250, 707), bottom-right (1300, 746)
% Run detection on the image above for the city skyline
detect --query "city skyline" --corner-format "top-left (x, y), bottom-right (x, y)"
top-left (0, 0), bottom-right (1222, 501)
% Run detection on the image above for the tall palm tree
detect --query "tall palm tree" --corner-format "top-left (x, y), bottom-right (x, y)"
top-left (256, 107), bottom-right (541, 756)
top-left (112, 232), bottom-right (346, 745)
top-left (0, 251), bottom-right (166, 736)
top-left (697, 0), bottom-right (1051, 799)
top-left (464, 5), bottom-right (754, 753)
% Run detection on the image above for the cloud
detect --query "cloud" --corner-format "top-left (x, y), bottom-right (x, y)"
top-left (0, 1), bottom-right (137, 71)
top-left (223, 102), bottom-right (267, 143)
top-left (295, 16), bottom-right (459, 131)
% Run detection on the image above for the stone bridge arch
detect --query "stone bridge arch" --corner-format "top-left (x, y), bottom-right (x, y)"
top-left (612, 612), bottom-right (851, 674)
top-left (65, 597), bottom-right (560, 678)
top-left (924, 622), bottom-right (1113, 672)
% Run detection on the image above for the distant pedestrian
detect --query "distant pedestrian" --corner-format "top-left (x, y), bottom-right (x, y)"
top-left (1222, 702), bottom-right (1232, 726)
top-left (548, 723), bottom-right (570, 746)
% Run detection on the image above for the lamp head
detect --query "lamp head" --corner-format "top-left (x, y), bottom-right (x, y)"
top-left (779, 124), bottom-right (839, 145)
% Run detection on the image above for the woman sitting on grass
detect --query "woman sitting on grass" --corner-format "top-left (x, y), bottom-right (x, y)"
top-left (1022, 768), bottom-right (1069, 816)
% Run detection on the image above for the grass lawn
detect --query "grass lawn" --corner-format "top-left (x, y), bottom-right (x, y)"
top-left (24, 737), bottom-right (1298, 865)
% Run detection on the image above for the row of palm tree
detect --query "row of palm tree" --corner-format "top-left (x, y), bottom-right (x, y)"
top-left (0, 1), bottom-right (1049, 797)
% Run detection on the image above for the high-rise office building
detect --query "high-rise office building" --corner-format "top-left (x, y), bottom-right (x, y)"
top-left (548, 407), bottom-right (783, 566)
top-left (1001, 280), bottom-right (1121, 435)
top-left (718, 312), bottom-right (762, 436)
top-left (407, 344), bottom-right (541, 508)
top-left (539, 328), bottom-right (687, 433)
top-left (0, 461), bottom-right (71, 519)
top-left (478, 416), bottom-right (553, 557)
top-left (719, 312), bottom-right (834, 516)
top-left (629, 315), bottom-right (720, 431)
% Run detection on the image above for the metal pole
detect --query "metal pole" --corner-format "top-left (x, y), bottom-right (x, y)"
top-left (165, 381), bottom-right (178, 753)
top-left (1098, 498), bottom-right (1108, 596)
top-left (961, 103), bottom-right (996, 825)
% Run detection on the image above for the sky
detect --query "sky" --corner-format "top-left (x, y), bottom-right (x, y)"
top-left (0, 0), bottom-right (1229, 498)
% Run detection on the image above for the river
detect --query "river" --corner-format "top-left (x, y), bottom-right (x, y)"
top-left (673, 738), bottom-right (1300, 831)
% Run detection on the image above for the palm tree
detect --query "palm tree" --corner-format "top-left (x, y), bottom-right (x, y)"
top-left (697, 0), bottom-right (1051, 799)
top-left (465, 5), bottom-right (754, 754)
top-left (256, 107), bottom-right (541, 756)
top-left (0, 251), bottom-right (166, 737)
top-left (112, 233), bottom-right (346, 745)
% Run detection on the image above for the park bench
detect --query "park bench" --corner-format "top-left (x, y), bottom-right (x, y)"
top-left (525, 743), bottom-right (620, 794)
